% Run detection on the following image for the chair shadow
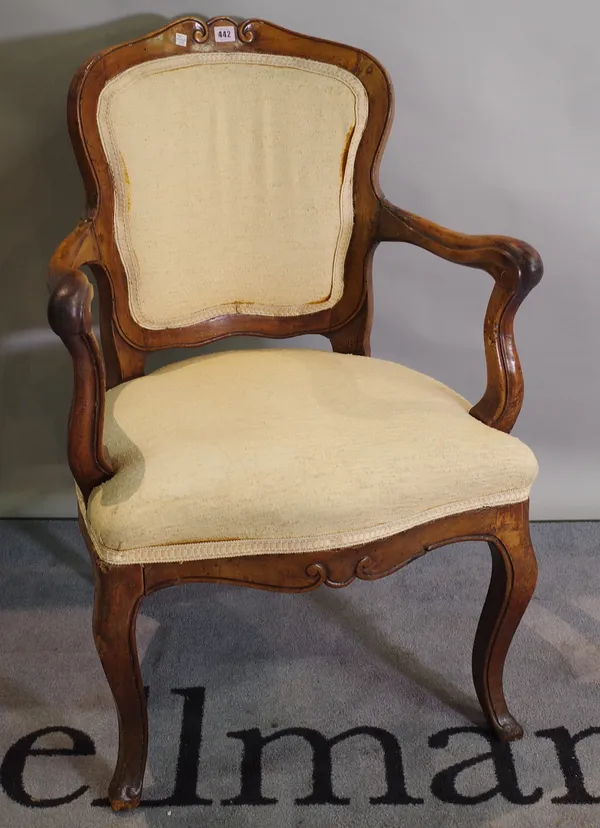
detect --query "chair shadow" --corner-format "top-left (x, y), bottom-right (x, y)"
top-left (0, 14), bottom-right (168, 518)
top-left (13, 519), bottom-right (93, 584)
top-left (308, 585), bottom-right (485, 726)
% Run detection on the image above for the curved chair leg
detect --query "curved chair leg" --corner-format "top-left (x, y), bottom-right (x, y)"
top-left (92, 562), bottom-right (147, 810)
top-left (472, 503), bottom-right (538, 742)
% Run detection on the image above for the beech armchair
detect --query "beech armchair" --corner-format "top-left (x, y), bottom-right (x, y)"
top-left (47, 16), bottom-right (543, 811)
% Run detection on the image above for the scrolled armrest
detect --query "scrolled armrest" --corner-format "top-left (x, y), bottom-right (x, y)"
top-left (48, 268), bottom-right (94, 338)
top-left (377, 199), bottom-right (543, 432)
top-left (47, 221), bottom-right (114, 499)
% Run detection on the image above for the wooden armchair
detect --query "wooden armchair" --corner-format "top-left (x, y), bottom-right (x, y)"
top-left (47, 17), bottom-right (543, 811)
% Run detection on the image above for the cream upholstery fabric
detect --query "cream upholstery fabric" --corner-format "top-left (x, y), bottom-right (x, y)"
top-left (81, 350), bottom-right (538, 565)
top-left (97, 54), bottom-right (369, 329)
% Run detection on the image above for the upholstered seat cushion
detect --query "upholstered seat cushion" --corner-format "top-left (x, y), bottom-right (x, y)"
top-left (81, 349), bottom-right (538, 565)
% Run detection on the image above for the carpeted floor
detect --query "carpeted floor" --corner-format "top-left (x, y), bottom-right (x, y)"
top-left (0, 519), bottom-right (599, 826)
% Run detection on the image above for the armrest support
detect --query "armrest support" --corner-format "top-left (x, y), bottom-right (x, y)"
top-left (377, 199), bottom-right (543, 432)
top-left (47, 221), bottom-right (114, 500)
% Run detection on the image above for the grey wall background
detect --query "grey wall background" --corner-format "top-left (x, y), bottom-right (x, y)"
top-left (0, 0), bottom-right (597, 519)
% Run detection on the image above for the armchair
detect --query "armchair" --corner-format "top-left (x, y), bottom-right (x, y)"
top-left (48, 16), bottom-right (542, 811)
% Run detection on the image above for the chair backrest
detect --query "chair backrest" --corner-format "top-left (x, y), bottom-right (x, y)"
top-left (70, 16), bottom-right (392, 357)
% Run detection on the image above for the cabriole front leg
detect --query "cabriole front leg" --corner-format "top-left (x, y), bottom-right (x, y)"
top-left (472, 501), bottom-right (538, 741)
top-left (92, 562), bottom-right (147, 810)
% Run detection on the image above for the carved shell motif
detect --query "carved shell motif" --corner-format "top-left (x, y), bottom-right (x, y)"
top-left (305, 551), bottom-right (427, 590)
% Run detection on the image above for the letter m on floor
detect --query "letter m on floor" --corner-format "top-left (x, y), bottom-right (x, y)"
top-left (223, 726), bottom-right (423, 805)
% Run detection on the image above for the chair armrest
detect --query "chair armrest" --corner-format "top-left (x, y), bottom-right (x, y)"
top-left (377, 199), bottom-right (543, 432)
top-left (47, 221), bottom-right (114, 500)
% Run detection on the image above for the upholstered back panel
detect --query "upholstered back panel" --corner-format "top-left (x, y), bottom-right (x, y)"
top-left (97, 53), bottom-right (369, 330)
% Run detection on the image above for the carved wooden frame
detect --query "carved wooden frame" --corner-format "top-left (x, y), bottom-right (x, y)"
top-left (47, 16), bottom-right (543, 811)
top-left (66, 15), bottom-right (391, 353)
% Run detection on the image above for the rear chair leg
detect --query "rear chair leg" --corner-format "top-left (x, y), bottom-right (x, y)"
top-left (92, 562), bottom-right (147, 810)
top-left (472, 502), bottom-right (538, 741)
